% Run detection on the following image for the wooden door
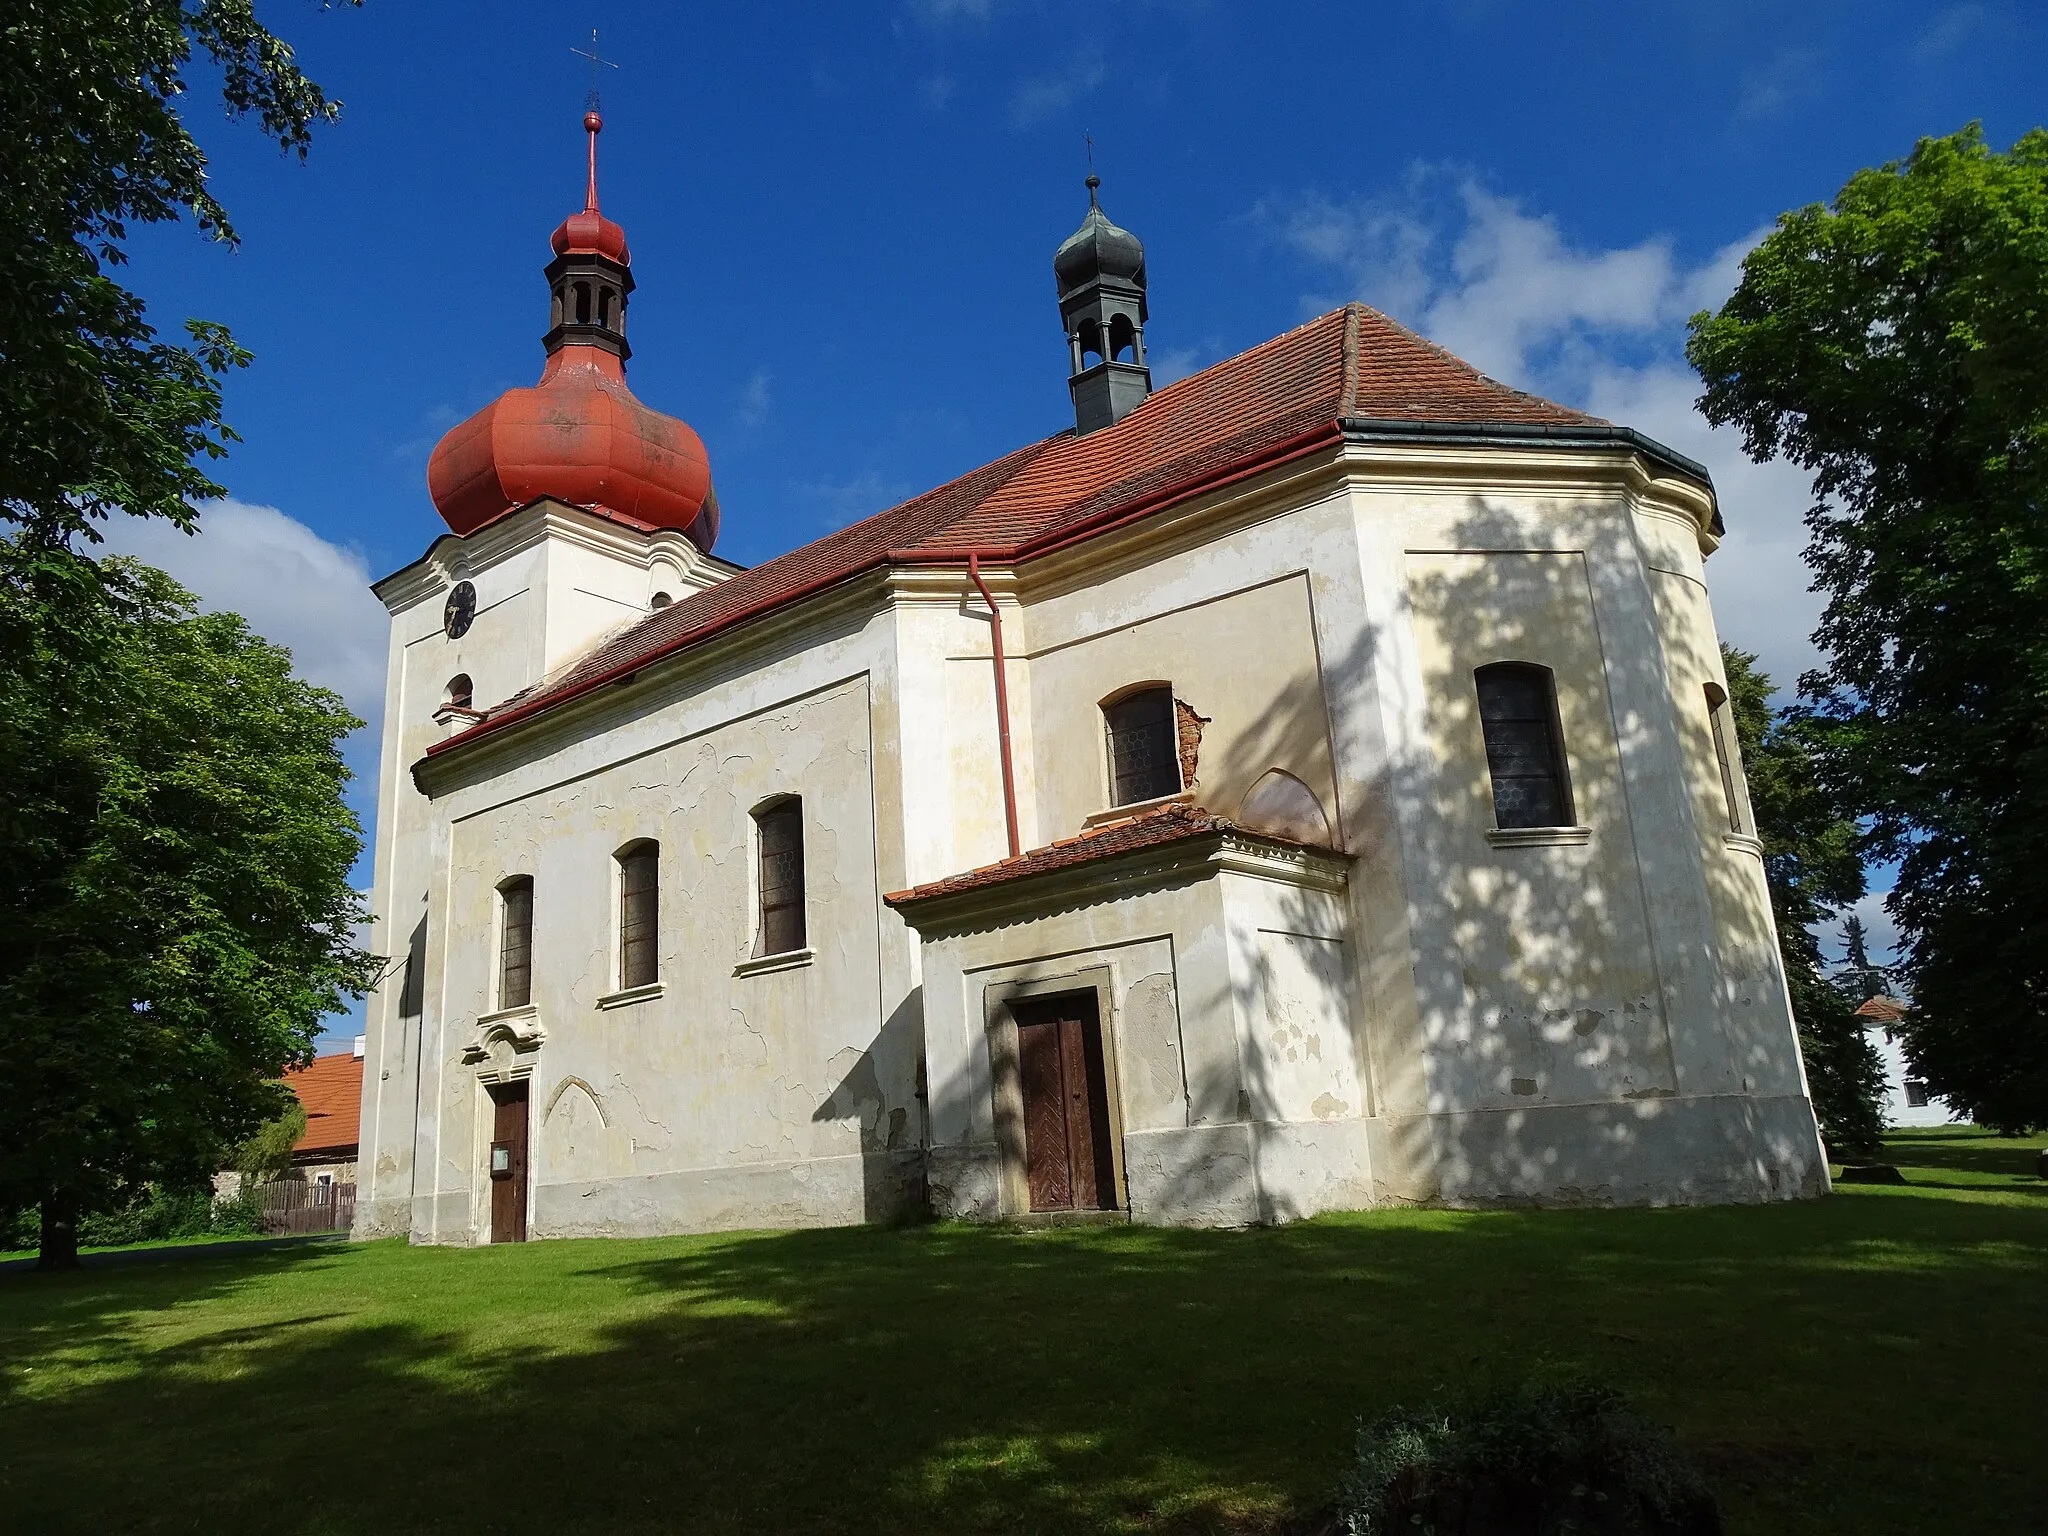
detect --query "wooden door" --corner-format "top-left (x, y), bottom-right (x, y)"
top-left (1013, 994), bottom-right (1117, 1212)
top-left (488, 1081), bottom-right (530, 1243)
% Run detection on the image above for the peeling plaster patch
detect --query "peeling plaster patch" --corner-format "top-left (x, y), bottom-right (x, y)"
top-left (1573, 1008), bottom-right (1604, 1036)
top-left (1310, 1092), bottom-right (1348, 1120)
top-left (1511, 1077), bottom-right (1539, 1096)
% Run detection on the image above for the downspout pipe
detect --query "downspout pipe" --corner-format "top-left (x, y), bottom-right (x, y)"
top-left (967, 553), bottom-right (1022, 859)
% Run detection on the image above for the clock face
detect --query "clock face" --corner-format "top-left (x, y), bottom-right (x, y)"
top-left (443, 580), bottom-right (477, 639)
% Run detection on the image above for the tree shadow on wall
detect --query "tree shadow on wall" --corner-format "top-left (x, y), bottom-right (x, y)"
top-left (1162, 491), bottom-right (1804, 1219)
top-left (814, 988), bottom-right (930, 1223)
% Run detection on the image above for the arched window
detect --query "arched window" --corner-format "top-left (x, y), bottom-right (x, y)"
top-left (1704, 682), bottom-right (1743, 833)
top-left (446, 674), bottom-right (473, 710)
top-left (617, 842), bottom-right (659, 990)
top-left (649, 591), bottom-right (673, 610)
top-left (1474, 663), bottom-right (1573, 830)
top-left (498, 877), bottom-right (534, 1009)
top-left (597, 286), bottom-right (614, 328)
top-left (754, 798), bottom-right (806, 956)
top-left (573, 282), bottom-right (591, 324)
top-left (1103, 686), bottom-right (1181, 807)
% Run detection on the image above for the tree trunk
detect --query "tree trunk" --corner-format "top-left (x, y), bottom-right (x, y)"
top-left (38, 1187), bottom-right (80, 1271)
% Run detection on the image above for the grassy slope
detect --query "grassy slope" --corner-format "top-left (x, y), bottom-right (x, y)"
top-left (0, 1129), bottom-right (2042, 1535)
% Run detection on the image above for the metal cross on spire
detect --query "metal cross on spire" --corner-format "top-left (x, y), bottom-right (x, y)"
top-left (1084, 131), bottom-right (1101, 206)
top-left (571, 28), bottom-right (619, 112)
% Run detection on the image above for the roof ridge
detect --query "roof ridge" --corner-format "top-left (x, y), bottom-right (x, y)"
top-left (1340, 303), bottom-right (1363, 418)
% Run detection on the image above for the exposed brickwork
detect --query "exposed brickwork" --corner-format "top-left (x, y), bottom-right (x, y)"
top-left (1174, 698), bottom-right (1209, 792)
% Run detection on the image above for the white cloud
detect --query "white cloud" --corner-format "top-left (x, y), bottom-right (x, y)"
top-left (1271, 176), bottom-right (1823, 693)
top-left (1917, 3), bottom-right (1991, 59)
top-left (1149, 345), bottom-right (1203, 386)
top-left (1733, 48), bottom-right (1824, 122)
top-left (735, 367), bottom-right (773, 431)
top-left (1008, 56), bottom-right (1105, 129)
top-left (798, 471), bottom-right (913, 530)
top-left (100, 498), bottom-right (389, 739)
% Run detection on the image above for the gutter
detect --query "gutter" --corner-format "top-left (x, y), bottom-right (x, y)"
top-left (967, 554), bottom-right (1022, 859)
top-left (1337, 417), bottom-right (1724, 534)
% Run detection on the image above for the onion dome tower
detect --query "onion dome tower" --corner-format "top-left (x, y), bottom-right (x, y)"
top-left (1054, 174), bottom-right (1151, 435)
top-left (427, 112), bottom-right (720, 552)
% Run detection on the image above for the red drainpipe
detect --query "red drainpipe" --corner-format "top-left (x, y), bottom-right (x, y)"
top-left (967, 553), bottom-right (1022, 859)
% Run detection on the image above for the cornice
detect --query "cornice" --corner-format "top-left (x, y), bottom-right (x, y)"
top-left (413, 569), bottom-right (891, 799)
top-left (891, 831), bottom-right (1352, 939)
top-left (1016, 447), bottom-right (1349, 605)
top-left (372, 499), bottom-right (742, 613)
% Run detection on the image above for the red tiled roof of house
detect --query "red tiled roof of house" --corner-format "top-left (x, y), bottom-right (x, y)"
top-left (884, 801), bottom-right (1322, 907)
top-left (285, 1051), bottom-right (363, 1158)
top-left (1855, 996), bottom-right (1911, 1024)
top-left (432, 305), bottom-right (1606, 757)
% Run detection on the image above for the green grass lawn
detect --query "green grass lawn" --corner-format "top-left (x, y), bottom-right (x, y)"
top-left (2, 1130), bottom-right (2043, 1535)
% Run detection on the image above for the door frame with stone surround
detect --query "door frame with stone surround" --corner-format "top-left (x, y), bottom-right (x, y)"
top-left (983, 966), bottom-right (1130, 1219)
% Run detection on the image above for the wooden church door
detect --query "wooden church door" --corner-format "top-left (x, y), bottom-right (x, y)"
top-left (488, 1081), bottom-right (530, 1243)
top-left (1013, 994), bottom-right (1118, 1213)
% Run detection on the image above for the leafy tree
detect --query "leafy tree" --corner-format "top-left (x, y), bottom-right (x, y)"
top-left (0, 550), bottom-right (376, 1268)
top-left (1723, 646), bottom-right (1888, 1155)
top-left (3, 1), bottom-right (352, 547)
top-left (1689, 124), bottom-right (2048, 1135)
top-left (233, 1100), bottom-right (309, 1189)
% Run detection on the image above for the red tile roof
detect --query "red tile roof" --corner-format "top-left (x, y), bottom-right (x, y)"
top-left (432, 305), bottom-right (1607, 758)
top-left (1855, 996), bottom-right (1911, 1024)
top-left (285, 1051), bottom-right (363, 1159)
top-left (884, 801), bottom-right (1321, 908)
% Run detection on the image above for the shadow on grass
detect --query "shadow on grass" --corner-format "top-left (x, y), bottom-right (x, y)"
top-left (1882, 1128), bottom-right (2047, 1183)
top-left (1, 1191), bottom-right (2045, 1535)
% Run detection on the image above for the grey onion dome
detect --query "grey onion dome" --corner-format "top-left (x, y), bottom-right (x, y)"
top-left (1054, 175), bottom-right (1146, 297)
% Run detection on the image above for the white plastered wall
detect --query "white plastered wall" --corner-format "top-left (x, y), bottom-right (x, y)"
top-left (915, 845), bottom-right (1371, 1228)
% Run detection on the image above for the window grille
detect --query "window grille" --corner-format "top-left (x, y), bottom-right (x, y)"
top-left (499, 877), bottom-right (534, 1009)
top-left (1474, 664), bottom-right (1573, 830)
top-left (618, 843), bottom-right (659, 989)
top-left (1104, 686), bottom-right (1181, 807)
top-left (755, 800), bottom-right (806, 956)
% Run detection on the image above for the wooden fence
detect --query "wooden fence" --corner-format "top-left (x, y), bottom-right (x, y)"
top-left (254, 1178), bottom-right (355, 1235)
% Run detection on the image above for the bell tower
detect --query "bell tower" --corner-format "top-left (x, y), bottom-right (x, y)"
top-left (544, 111), bottom-right (635, 361)
top-left (1054, 175), bottom-right (1152, 434)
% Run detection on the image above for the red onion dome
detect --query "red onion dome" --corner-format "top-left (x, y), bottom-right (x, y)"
top-left (552, 115), bottom-right (630, 263)
top-left (427, 346), bottom-right (719, 550)
top-left (424, 109), bottom-right (720, 554)
top-left (552, 206), bottom-right (630, 265)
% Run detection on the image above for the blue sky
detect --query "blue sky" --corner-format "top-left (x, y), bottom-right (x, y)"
top-left (100, 1), bottom-right (2045, 1042)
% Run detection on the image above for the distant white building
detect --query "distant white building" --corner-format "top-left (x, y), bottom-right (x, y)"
top-left (1855, 998), bottom-right (1963, 1129)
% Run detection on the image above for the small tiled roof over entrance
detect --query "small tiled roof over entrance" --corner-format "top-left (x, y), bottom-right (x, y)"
top-left (885, 802), bottom-right (1317, 908)
top-left (433, 305), bottom-right (1627, 757)
top-left (285, 1051), bottom-right (364, 1159)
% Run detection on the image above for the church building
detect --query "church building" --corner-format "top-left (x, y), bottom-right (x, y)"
top-left (354, 115), bottom-right (1828, 1245)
